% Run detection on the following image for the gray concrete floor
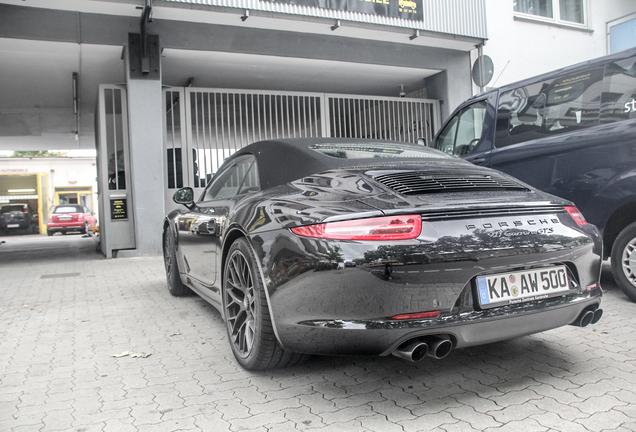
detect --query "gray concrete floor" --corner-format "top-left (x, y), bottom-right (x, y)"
top-left (1, 233), bottom-right (636, 431)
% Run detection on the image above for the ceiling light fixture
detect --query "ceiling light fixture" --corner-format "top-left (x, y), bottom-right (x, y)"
top-left (8, 189), bottom-right (35, 193)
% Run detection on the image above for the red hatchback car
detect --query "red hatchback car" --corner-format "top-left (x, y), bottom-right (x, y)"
top-left (47, 205), bottom-right (97, 236)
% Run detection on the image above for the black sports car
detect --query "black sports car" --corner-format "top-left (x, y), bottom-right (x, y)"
top-left (163, 138), bottom-right (603, 370)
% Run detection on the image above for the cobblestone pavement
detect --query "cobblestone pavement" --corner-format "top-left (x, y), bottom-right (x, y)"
top-left (2, 234), bottom-right (636, 432)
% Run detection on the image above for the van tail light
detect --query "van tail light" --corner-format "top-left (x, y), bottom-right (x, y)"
top-left (565, 206), bottom-right (587, 226)
top-left (291, 214), bottom-right (422, 241)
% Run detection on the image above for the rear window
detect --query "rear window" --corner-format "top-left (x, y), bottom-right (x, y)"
top-left (309, 143), bottom-right (451, 160)
top-left (54, 206), bottom-right (83, 214)
top-left (1, 205), bottom-right (26, 213)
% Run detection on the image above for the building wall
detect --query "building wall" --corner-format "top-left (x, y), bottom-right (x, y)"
top-left (480, 0), bottom-right (636, 92)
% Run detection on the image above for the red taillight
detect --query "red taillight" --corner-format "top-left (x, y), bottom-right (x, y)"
top-left (565, 206), bottom-right (587, 226)
top-left (291, 215), bottom-right (422, 241)
top-left (391, 311), bottom-right (440, 320)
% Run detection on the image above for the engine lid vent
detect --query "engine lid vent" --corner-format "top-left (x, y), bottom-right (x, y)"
top-left (372, 171), bottom-right (529, 195)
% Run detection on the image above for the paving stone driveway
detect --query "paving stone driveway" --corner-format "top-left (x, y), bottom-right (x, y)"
top-left (1, 234), bottom-right (636, 432)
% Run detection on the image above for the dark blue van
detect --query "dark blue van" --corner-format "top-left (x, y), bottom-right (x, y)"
top-left (432, 47), bottom-right (636, 300)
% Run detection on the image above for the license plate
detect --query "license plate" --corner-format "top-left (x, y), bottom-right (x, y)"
top-left (476, 266), bottom-right (570, 309)
top-left (7, 224), bottom-right (19, 228)
top-left (58, 216), bottom-right (71, 221)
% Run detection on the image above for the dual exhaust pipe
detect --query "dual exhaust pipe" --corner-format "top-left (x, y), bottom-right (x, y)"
top-left (393, 306), bottom-right (603, 363)
top-left (571, 307), bottom-right (603, 327)
top-left (392, 336), bottom-right (453, 363)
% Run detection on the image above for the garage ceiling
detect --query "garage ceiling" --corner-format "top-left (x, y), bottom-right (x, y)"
top-left (0, 0), bottom-right (472, 152)
top-left (0, 36), bottom-right (440, 151)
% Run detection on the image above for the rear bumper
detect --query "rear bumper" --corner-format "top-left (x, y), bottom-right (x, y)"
top-left (47, 222), bottom-right (84, 232)
top-left (0, 220), bottom-right (31, 230)
top-left (271, 288), bottom-right (602, 356)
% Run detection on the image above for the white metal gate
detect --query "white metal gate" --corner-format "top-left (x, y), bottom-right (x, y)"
top-left (163, 87), bottom-right (440, 206)
top-left (326, 94), bottom-right (439, 144)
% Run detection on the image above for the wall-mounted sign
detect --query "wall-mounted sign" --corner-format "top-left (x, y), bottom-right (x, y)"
top-left (110, 198), bottom-right (128, 220)
top-left (267, 0), bottom-right (422, 20)
top-left (1, 169), bottom-right (29, 173)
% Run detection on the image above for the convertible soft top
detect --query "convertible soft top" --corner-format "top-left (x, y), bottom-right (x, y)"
top-left (232, 138), bottom-right (454, 190)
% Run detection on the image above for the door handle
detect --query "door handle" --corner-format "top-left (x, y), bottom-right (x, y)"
top-left (469, 158), bottom-right (486, 165)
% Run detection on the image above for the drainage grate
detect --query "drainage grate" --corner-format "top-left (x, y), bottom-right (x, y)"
top-left (41, 273), bottom-right (81, 279)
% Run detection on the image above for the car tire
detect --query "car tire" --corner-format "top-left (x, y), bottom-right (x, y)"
top-left (163, 227), bottom-right (191, 297)
top-left (223, 237), bottom-right (308, 370)
top-left (82, 222), bottom-right (88, 234)
top-left (47, 229), bottom-right (53, 236)
top-left (611, 222), bottom-right (636, 302)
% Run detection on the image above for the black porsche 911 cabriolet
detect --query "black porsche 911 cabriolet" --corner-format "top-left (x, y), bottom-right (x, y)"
top-left (163, 138), bottom-right (603, 370)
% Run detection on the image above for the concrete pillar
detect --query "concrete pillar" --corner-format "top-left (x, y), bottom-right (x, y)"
top-left (121, 32), bottom-right (165, 257)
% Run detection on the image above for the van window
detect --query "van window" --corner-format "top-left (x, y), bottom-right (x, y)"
top-left (601, 55), bottom-right (636, 123)
top-left (495, 67), bottom-right (604, 148)
top-left (436, 101), bottom-right (487, 156)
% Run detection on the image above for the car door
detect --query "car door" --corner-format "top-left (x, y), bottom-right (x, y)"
top-left (175, 154), bottom-right (259, 291)
top-left (433, 93), bottom-right (498, 166)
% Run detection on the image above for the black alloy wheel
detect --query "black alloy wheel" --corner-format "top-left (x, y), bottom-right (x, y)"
top-left (163, 227), bottom-right (191, 296)
top-left (223, 237), bottom-right (308, 370)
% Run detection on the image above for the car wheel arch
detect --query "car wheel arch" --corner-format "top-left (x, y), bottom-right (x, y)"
top-left (163, 219), bottom-right (186, 276)
top-left (163, 219), bottom-right (176, 251)
top-left (220, 228), bottom-right (247, 280)
top-left (604, 200), bottom-right (636, 259)
top-left (220, 228), bottom-right (284, 346)
top-left (610, 221), bottom-right (636, 301)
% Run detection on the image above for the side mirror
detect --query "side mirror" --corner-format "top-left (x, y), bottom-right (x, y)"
top-left (416, 137), bottom-right (427, 146)
top-left (173, 187), bottom-right (195, 208)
